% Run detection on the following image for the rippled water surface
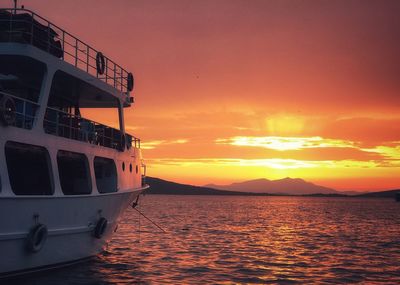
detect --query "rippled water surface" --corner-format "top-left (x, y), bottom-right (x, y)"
top-left (11, 195), bottom-right (400, 284)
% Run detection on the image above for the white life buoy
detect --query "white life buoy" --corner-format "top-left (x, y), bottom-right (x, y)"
top-left (127, 72), bottom-right (134, 91)
top-left (0, 95), bottom-right (16, 126)
top-left (96, 52), bottom-right (105, 75)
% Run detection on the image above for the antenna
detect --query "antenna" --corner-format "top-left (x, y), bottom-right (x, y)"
top-left (13, 0), bottom-right (17, 14)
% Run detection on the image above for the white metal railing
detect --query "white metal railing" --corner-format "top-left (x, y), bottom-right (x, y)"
top-left (0, 8), bottom-right (132, 95)
top-left (43, 107), bottom-right (140, 150)
top-left (141, 162), bottom-right (147, 186)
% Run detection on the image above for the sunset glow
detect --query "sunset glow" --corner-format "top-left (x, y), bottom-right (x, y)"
top-left (23, 0), bottom-right (400, 191)
top-left (216, 136), bottom-right (355, 151)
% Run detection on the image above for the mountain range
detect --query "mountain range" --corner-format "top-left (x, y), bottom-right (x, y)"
top-left (144, 177), bottom-right (254, 196)
top-left (145, 177), bottom-right (399, 197)
top-left (205, 177), bottom-right (342, 195)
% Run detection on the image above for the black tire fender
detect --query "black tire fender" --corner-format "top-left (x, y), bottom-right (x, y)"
top-left (26, 224), bottom-right (48, 253)
top-left (94, 217), bottom-right (108, 239)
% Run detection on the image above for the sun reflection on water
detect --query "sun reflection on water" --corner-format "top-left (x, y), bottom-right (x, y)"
top-left (13, 196), bottom-right (400, 284)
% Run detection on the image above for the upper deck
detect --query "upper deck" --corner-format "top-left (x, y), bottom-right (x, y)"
top-left (0, 8), bottom-right (134, 105)
top-left (0, 7), bottom-right (141, 152)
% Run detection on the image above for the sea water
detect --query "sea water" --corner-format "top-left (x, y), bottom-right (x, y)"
top-left (10, 195), bottom-right (400, 284)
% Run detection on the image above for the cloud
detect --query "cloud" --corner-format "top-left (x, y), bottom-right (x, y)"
top-left (215, 135), bottom-right (400, 165)
top-left (141, 139), bottom-right (188, 150)
top-left (321, 117), bottom-right (400, 144)
top-left (146, 158), bottom-right (382, 170)
top-left (216, 136), bottom-right (356, 151)
top-left (362, 144), bottom-right (400, 160)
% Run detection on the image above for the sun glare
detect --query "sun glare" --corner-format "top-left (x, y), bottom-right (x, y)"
top-left (266, 115), bottom-right (305, 135)
top-left (216, 136), bottom-right (355, 151)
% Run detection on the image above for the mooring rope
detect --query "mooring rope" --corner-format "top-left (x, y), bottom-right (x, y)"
top-left (133, 207), bottom-right (167, 233)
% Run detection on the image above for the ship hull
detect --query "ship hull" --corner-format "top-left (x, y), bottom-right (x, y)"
top-left (0, 187), bottom-right (145, 277)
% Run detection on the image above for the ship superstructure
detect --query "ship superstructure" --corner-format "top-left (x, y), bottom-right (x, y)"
top-left (0, 7), bottom-right (148, 276)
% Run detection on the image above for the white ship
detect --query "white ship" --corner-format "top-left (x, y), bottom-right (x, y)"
top-left (0, 5), bottom-right (148, 277)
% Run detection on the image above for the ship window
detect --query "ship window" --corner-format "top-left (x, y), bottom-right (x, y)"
top-left (94, 157), bottom-right (117, 193)
top-left (5, 141), bottom-right (53, 195)
top-left (57, 150), bottom-right (91, 195)
top-left (0, 56), bottom-right (46, 129)
top-left (0, 56), bottom-right (45, 102)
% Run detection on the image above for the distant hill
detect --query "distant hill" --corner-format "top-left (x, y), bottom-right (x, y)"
top-left (145, 177), bottom-right (269, 196)
top-left (145, 177), bottom-right (399, 198)
top-left (205, 177), bottom-right (339, 195)
top-left (356, 189), bottom-right (400, 199)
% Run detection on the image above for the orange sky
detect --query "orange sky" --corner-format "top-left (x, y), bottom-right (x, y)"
top-left (15, 0), bottom-right (400, 191)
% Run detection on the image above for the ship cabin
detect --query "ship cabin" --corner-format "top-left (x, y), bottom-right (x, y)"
top-left (0, 8), bottom-right (145, 198)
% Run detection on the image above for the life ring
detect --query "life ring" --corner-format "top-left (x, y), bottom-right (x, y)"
top-left (94, 217), bottom-right (108, 239)
top-left (96, 52), bottom-right (105, 75)
top-left (127, 72), bottom-right (134, 91)
top-left (0, 95), bottom-right (16, 126)
top-left (26, 224), bottom-right (48, 253)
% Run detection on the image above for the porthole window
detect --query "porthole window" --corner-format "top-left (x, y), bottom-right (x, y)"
top-left (122, 162), bottom-right (125, 171)
top-left (57, 150), bottom-right (91, 195)
top-left (129, 163), bottom-right (132, 173)
top-left (5, 141), bottom-right (53, 195)
top-left (136, 165), bottom-right (138, 174)
top-left (94, 157), bottom-right (117, 193)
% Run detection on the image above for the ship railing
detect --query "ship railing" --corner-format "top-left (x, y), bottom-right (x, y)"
top-left (0, 91), bottom-right (39, 129)
top-left (141, 162), bottom-right (147, 186)
top-left (0, 8), bottom-right (131, 95)
top-left (43, 107), bottom-right (141, 150)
